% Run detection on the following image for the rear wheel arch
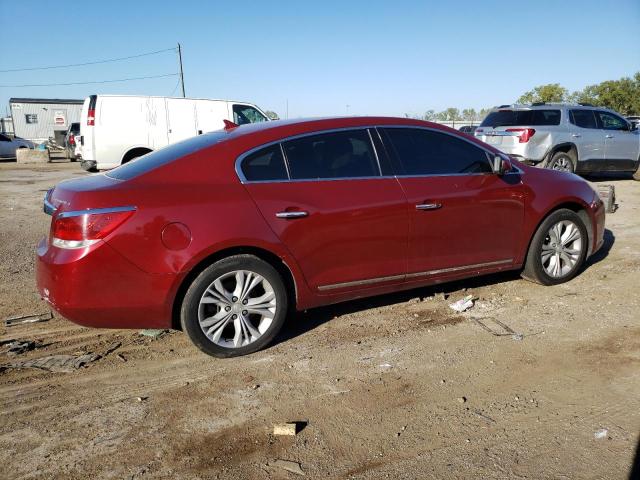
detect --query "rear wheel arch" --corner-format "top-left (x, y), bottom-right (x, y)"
top-left (171, 246), bottom-right (298, 330)
top-left (546, 142), bottom-right (578, 162)
top-left (121, 147), bottom-right (152, 164)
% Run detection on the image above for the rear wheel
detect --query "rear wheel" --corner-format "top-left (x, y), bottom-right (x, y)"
top-left (633, 160), bottom-right (640, 181)
top-left (522, 209), bottom-right (588, 285)
top-left (547, 151), bottom-right (576, 173)
top-left (180, 255), bottom-right (289, 358)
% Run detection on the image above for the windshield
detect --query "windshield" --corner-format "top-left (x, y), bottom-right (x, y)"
top-left (106, 131), bottom-right (229, 181)
top-left (481, 109), bottom-right (561, 127)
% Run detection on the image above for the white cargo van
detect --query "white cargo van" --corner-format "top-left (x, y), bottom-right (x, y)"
top-left (78, 95), bottom-right (269, 171)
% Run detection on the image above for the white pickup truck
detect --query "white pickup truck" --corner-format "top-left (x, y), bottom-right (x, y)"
top-left (78, 95), bottom-right (270, 171)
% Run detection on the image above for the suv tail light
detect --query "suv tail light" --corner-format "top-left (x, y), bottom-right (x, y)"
top-left (69, 134), bottom-right (75, 146)
top-left (51, 207), bottom-right (135, 249)
top-left (87, 108), bottom-right (95, 126)
top-left (506, 128), bottom-right (535, 143)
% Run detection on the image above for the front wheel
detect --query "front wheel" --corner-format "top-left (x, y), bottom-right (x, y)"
top-left (522, 209), bottom-right (588, 285)
top-left (180, 255), bottom-right (289, 358)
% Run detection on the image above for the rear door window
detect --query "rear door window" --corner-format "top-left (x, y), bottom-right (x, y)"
top-left (282, 129), bottom-right (380, 180)
top-left (381, 128), bottom-right (492, 175)
top-left (481, 109), bottom-right (561, 127)
top-left (241, 144), bottom-right (288, 181)
top-left (569, 110), bottom-right (598, 129)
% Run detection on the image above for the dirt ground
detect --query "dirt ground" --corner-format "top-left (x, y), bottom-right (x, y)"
top-left (0, 159), bottom-right (639, 480)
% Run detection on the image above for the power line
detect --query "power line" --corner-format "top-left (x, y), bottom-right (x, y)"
top-left (0, 73), bottom-right (179, 88)
top-left (0, 47), bottom-right (176, 73)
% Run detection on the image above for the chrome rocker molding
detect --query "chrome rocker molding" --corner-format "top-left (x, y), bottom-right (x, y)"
top-left (317, 259), bottom-right (514, 292)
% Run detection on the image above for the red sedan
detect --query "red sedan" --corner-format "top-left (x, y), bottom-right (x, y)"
top-left (37, 117), bottom-right (605, 357)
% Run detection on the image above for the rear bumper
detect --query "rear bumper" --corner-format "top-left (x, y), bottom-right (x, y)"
top-left (36, 237), bottom-right (176, 329)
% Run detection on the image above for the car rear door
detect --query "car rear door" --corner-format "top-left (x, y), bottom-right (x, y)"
top-left (379, 127), bottom-right (525, 277)
top-left (595, 110), bottom-right (640, 171)
top-left (568, 109), bottom-right (604, 170)
top-left (240, 128), bottom-right (409, 292)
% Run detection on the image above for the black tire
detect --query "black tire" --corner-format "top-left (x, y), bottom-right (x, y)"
top-left (547, 151), bottom-right (576, 173)
top-left (180, 254), bottom-right (289, 358)
top-left (522, 209), bottom-right (588, 286)
top-left (633, 161), bottom-right (640, 181)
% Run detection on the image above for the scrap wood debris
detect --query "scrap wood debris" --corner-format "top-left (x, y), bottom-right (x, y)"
top-left (3, 353), bottom-right (101, 373)
top-left (5, 311), bottom-right (52, 327)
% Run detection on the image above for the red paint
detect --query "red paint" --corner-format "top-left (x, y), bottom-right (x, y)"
top-left (36, 117), bottom-right (605, 329)
top-left (161, 222), bottom-right (192, 251)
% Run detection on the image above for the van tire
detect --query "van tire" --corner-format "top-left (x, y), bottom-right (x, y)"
top-left (122, 148), bottom-right (152, 164)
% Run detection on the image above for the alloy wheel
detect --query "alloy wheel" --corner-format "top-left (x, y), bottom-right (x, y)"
top-left (198, 270), bottom-right (277, 348)
top-left (541, 220), bottom-right (583, 278)
top-left (551, 156), bottom-right (572, 172)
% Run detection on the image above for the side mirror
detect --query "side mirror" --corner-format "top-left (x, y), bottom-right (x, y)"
top-left (492, 155), bottom-right (512, 175)
top-left (630, 123), bottom-right (638, 131)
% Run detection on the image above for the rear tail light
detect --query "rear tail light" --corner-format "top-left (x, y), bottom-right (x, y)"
top-left (69, 134), bottom-right (75, 146)
top-left (506, 128), bottom-right (535, 143)
top-left (87, 108), bottom-right (95, 126)
top-left (51, 207), bottom-right (135, 249)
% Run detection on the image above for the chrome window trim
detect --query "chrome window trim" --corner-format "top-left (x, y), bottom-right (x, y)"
top-left (317, 258), bottom-right (514, 291)
top-left (57, 205), bottom-right (137, 219)
top-left (367, 128), bottom-right (383, 176)
top-left (235, 124), bottom-right (522, 184)
top-left (43, 193), bottom-right (56, 216)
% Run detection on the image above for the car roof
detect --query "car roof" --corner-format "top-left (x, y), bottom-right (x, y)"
top-left (490, 103), bottom-right (613, 112)
top-left (206, 116), bottom-right (499, 154)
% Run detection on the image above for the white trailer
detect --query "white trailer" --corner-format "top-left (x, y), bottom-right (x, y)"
top-left (78, 95), bottom-right (269, 171)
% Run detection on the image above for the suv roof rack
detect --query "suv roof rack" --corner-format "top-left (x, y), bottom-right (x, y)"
top-left (577, 102), bottom-right (594, 107)
top-left (531, 102), bottom-right (546, 106)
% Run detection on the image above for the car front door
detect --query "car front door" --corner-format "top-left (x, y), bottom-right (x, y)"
top-left (241, 128), bottom-right (408, 292)
top-left (596, 111), bottom-right (640, 171)
top-left (0, 134), bottom-right (14, 158)
top-left (568, 109), bottom-right (604, 171)
top-left (379, 127), bottom-right (525, 278)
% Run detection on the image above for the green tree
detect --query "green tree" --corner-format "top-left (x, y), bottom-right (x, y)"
top-left (423, 110), bottom-right (436, 121)
top-left (264, 110), bottom-right (280, 120)
top-left (517, 83), bottom-right (568, 104)
top-left (462, 108), bottom-right (477, 121)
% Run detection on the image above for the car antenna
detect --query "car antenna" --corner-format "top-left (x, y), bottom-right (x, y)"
top-left (223, 119), bottom-right (239, 131)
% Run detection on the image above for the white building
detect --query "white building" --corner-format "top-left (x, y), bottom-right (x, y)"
top-left (9, 97), bottom-right (83, 144)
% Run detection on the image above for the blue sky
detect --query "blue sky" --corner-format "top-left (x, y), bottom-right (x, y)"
top-left (0, 0), bottom-right (638, 118)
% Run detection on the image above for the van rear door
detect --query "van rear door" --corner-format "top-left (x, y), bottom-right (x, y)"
top-left (79, 95), bottom-right (96, 160)
top-left (166, 98), bottom-right (197, 143)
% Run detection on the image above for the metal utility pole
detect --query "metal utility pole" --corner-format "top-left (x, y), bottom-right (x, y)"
top-left (177, 43), bottom-right (186, 97)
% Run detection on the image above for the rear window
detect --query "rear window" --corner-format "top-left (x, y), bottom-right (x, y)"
top-left (106, 131), bottom-right (228, 180)
top-left (241, 144), bottom-right (288, 181)
top-left (481, 109), bottom-right (561, 127)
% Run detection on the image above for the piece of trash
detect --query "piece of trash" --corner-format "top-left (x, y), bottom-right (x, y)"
top-left (5, 353), bottom-right (100, 373)
top-left (512, 333), bottom-right (524, 341)
top-left (102, 342), bottom-right (122, 356)
top-left (457, 396), bottom-right (467, 404)
top-left (449, 295), bottom-right (475, 313)
top-left (472, 317), bottom-right (528, 340)
top-left (6, 340), bottom-right (39, 356)
top-left (271, 459), bottom-right (305, 476)
top-left (273, 423), bottom-right (298, 436)
top-left (136, 396), bottom-right (148, 402)
top-left (5, 311), bottom-right (52, 327)
top-left (117, 353), bottom-right (127, 362)
top-left (379, 363), bottom-right (393, 369)
top-left (139, 329), bottom-right (169, 338)
top-left (594, 428), bottom-right (608, 439)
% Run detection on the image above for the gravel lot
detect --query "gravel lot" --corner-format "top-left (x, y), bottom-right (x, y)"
top-left (0, 160), bottom-right (639, 479)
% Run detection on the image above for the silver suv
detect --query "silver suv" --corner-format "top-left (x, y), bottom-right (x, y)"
top-left (475, 103), bottom-right (640, 177)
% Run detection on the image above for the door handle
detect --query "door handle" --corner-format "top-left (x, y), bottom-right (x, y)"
top-left (571, 133), bottom-right (581, 138)
top-left (276, 211), bottom-right (308, 219)
top-left (415, 203), bottom-right (442, 211)
top-left (605, 134), bottom-right (614, 138)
